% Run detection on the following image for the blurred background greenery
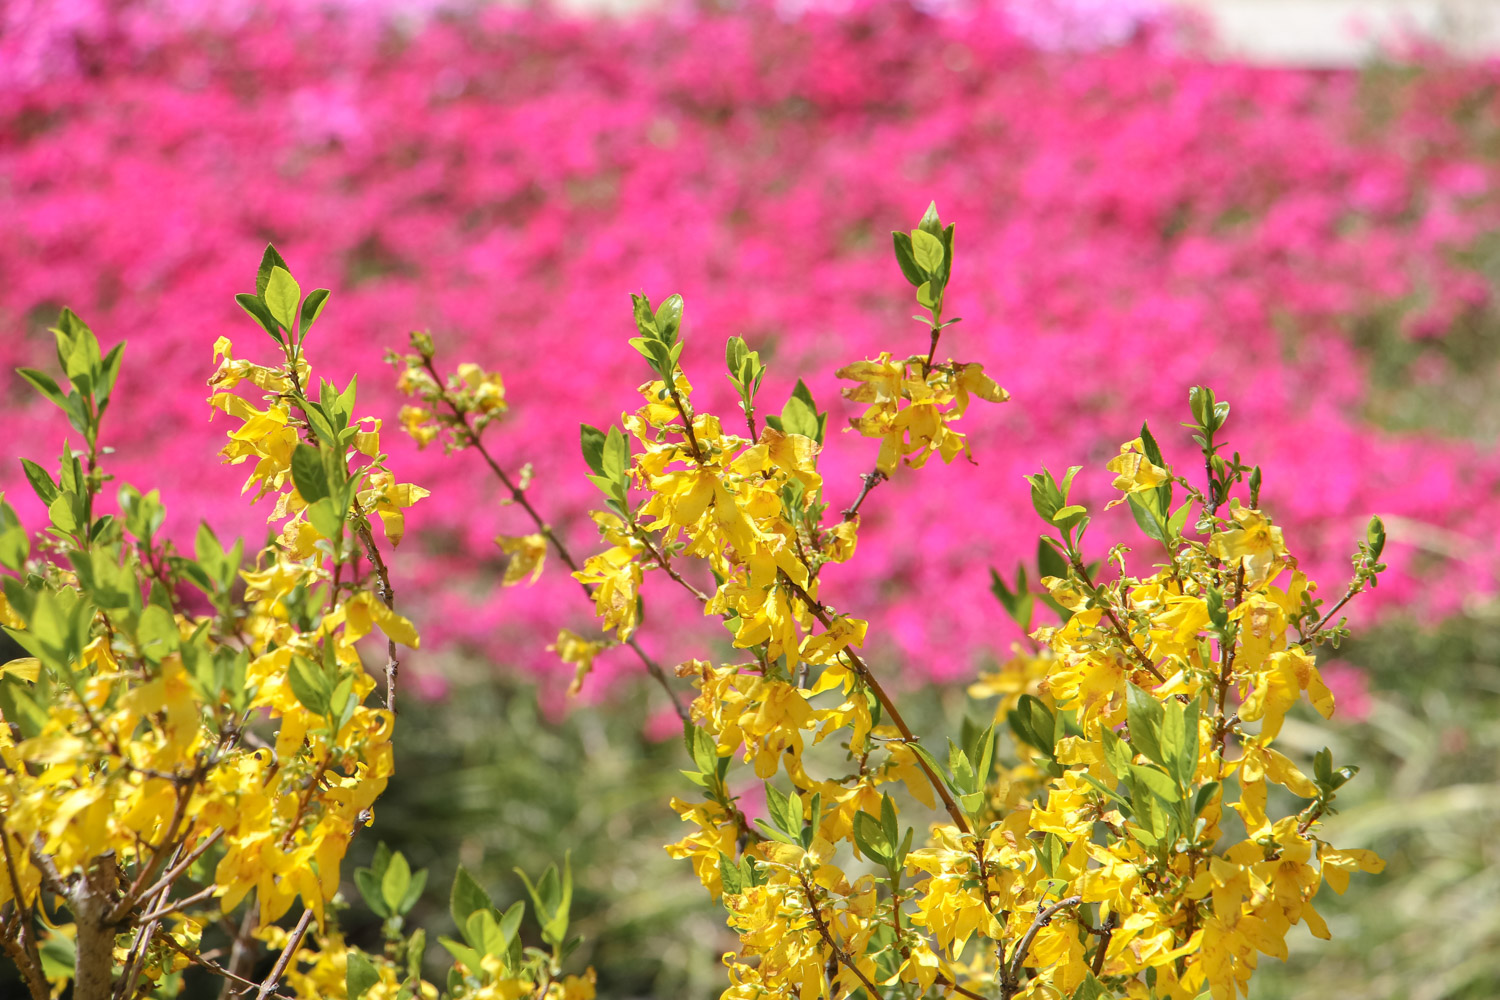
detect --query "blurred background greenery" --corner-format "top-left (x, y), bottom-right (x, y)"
top-left (347, 597), bottom-right (1500, 1000)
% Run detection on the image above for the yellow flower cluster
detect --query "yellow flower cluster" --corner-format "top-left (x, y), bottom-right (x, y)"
top-left (562, 210), bottom-right (1382, 1000)
top-left (0, 254), bottom-right (424, 1000)
top-left (391, 332), bottom-right (510, 451)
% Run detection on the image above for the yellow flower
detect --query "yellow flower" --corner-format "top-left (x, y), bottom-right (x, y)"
top-left (1104, 437), bottom-right (1169, 509)
top-left (496, 532), bottom-right (548, 586)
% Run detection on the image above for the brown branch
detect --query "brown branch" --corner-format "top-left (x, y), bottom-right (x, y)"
top-left (777, 572), bottom-right (971, 836)
top-left (135, 884), bottom-right (220, 925)
top-left (131, 829), bottom-right (223, 911)
top-left (632, 528), bottom-right (711, 605)
top-left (797, 872), bottom-right (884, 1000)
top-left (353, 514), bottom-right (400, 715)
top-left (841, 469), bottom-right (887, 523)
top-left (160, 933), bottom-right (268, 994)
top-left (1213, 563), bottom-right (1247, 759)
top-left (0, 825), bottom-right (49, 1000)
top-left (1070, 557), bottom-right (1165, 683)
top-left (662, 375), bottom-right (707, 466)
top-left (418, 356), bottom-right (688, 721)
top-left (250, 908), bottom-right (313, 1000)
top-left (1090, 912), bottom-right (1117, 977)
top-left (1300, 585), bottom-right (1361, 646)
top-left (1002, 895), bottom-right (1082, 998)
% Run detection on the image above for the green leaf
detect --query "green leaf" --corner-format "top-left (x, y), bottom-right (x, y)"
top-left (917, 201), bottom-right (943, 238)
top-left (381, 852), bottom-right (412, 914)
top-left (287, 656), bottom-right (331, 717)
top-left (1193, 781), bottom-right (1220, 817)
top-left (450, 866), bottom-right (493, 932)
top-left (38, 932), bottom-right (75, 981)
top-left (19, 459), bottom-right (59, 506)
top-left (905, 741), bottom-right (952, 791)
top-left (719, 852), bottom-right (744, 895)
top-left (1127, 492), bottom-right (1167, 544)
top-left (300, 288), bottom-right (331, 334)
top-left (438, 937), bottom-right (483, 978)
top-left (630, 294), bottom-right (657, 338)
top-left (579, 424), bottom-right (607, 478)
top-left (135, 604), bottom-right (179, 664)
top-left (891, 231), bottom-right (925, 287)
top-left (264, 265), bottom-right (302, 331)
top-left (1128, 762), bottom-right (1180, 802)
top-left (911, 229), bottom-right (944, 275)
top-left (1072, 972), bottom-right (1107, 1000)
top-left (780, 380), bottom-right (823, 443)
top-left (1051, 504), bottom-right (1087, 524)
top-left (602, 425), bottom-right (629, 481)
top-left (256, 244), bottom-right (290, 298)
top-left (96, 342), bottom-right (125, 404)
top-left (466, 909), bottom-right (507, 958)
top-left (1139, 422), bottom-right (1165, 467)
top-left (764, 783), bottom-right (801, 838)
top-left (346, 952), bottom-right (380, 1000)
top-left (291, 444), bottom-right (330, 504)
top-left (16, 369), bottom-right (68, 410)
top-left (852, 810), bottom-right (892, 866)
top-left (654, 294), bottom-right (684, 343)
top-left (47, 494), bottom-right (78, 534)
top-left (235, 293), bottom-right (283, 342)
top-left (306, 497), bottom-right (345, 542)
top-left (1125, 683), bottom-right (1167, 769)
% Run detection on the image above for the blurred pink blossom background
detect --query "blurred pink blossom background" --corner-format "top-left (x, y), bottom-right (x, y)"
top-left (4, 0), bottom-right (1498, 703)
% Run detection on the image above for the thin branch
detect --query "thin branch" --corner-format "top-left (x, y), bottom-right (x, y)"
top-left (777, 571), bottom-right (971, 836)
top-left (353, 513), bottom-right (400, 715)
top-left (797, 872), bottom-right (884, 1000)
top-left (1300, 586), bottom-right (1361, 646)
top-left (248, 908), bottom-right (313, 1000)
top-left (1003, 895), bottom-right (1082, 998)
top-left (632, 528), bottom-right (711, 605)
top-left (1070, 557), bottom-right (1165, 683)
top-left (160, 933), bottom-right (269, 995)
top-left (132, 829), bottom-right (223, 910)
top-left (417, 356), bottom-right (688, 721)
top-left (841, 469), bottom-right (887, 523)
top-left (0, 824), bottom-right (49, 1000)
top-left (1090, 912), bottom-right (1117, 977)
top-left (663, 376), bottom-right (707, 466)
top-left (136, 884), bottom-right (220, 925)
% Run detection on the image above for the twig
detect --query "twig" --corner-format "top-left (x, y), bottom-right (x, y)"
top-left (248, 908), bottom-right (313, 1000)
top-left (662, 375), bottom-right (707, 465)
top-left (1002, 895), bottom-right (1082, 998)
top-left (160, 933), bottom-right (268, 994)
top-left (632, 529), bottom-right (711, 605)
top-left (841, 469), bottom-right (887, 523)
top-left (131, 829), bottom-right (223, 910)
top-left (136, 884), bottom-right (220, 925)
top-left (418, 356), bottom-right (688, 721)
top-left (0, 825), bottom-right (49, 1000)
top-left (1300, 586), bottom-right (1360, 646)
top-left (353, 514), bottom-right (400, 715)
top-left (797, 872), bottom-right (884, 1000)
top-left (777, 572), bottom-right (971, 836)
top-left (1070, 557), bottom-right (1165, 683)
top-left (1090, 912), bottom-right (1117, 977)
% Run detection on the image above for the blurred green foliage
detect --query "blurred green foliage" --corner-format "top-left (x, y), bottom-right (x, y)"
top-left (1252, 608), bottom-right (1500, 1000)
top-left (357, 673), bottom-right (728, 999)
top-left (365, 603), bottom-right (1500, 1000)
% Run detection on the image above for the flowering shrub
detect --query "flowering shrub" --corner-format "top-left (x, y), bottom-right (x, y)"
top-left (398, 204), bottom-right (1386, 1000)
top-left (0, 251), bottom-right (585, 1000)
top-left (4, 0), bottom-right (1500, 696)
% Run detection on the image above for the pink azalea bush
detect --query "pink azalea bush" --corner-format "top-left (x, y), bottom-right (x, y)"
top-left (4, 0), bottom-right (1499, 700)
